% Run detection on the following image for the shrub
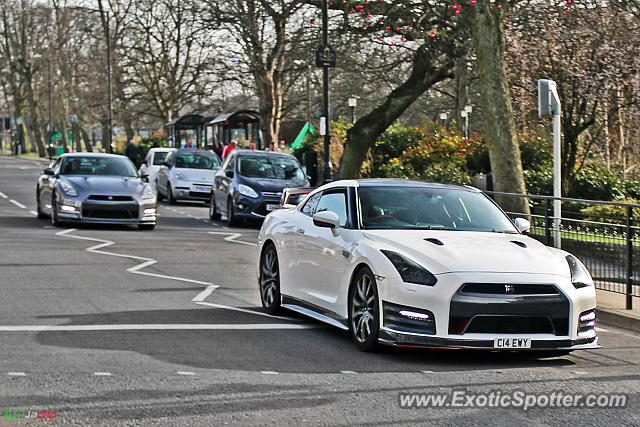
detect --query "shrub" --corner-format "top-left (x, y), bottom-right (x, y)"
top-left (580, 200), bottom-right (640, 224)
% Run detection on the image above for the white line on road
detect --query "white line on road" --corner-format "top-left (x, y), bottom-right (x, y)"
top-left (9, 199), bottom-right (26, 209)
top-left (55, 228), bottom-right (212, 286)
top-left (177, 371), bottom-right (195, 376)
top-left (94, 372), bottom-right (112, 376)
top-left (29, 210), bottom-right (37, 216)
top-left (7, 372), bottom-right (26, 376)
top-left (208, 231), bottom-right (257, 246)
top-left (0, 323), bottom-right (316, 332)
top-left (340, 370), bottom-right (357, 374)
top-left (260, 371), bottom-right (278, 375)
top-left (0, 191), bottom-right (7, 198)
top-left (192, 284), bottom-right (220, 302)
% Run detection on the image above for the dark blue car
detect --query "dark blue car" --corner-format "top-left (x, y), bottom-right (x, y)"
top-left (210, 150), bottom-right (309, 226)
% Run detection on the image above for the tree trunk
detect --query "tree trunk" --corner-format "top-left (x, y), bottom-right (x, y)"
top-left (338, 48), bottom-right (454, 179)
top-left (468, 3), bottom-right (529, 214)
top-left (80, 125), bottom-right (93, 152)
top-left (25, 69), bottom-right (46, 157)
top-left (58, 120), bottom-right (68, 152)
top-left (454, 54), bottom-right (471, 131)
top-left (255, 70), bottom-right (281, 149)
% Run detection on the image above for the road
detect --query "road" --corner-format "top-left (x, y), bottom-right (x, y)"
top-left (0, 155), bottom-right (639, 425)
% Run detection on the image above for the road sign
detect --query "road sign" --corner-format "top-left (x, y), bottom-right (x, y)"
top-left (70, 114), bottom-right (78, 124)
top-left (315, 45), bottom-right (336, 68)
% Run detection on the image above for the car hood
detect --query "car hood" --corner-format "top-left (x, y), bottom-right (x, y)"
top-left (174, 168), bottom-right (216, 183)
top-left (363, 229), bottom-right (568, 276)
top-left (62, 176), bottom-right (144, 196)
top-left (240, 176), bottom-right (308, 193)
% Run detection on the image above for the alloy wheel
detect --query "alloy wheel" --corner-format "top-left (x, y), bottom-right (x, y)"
top-left (259, 245), bottom-right (281, 314)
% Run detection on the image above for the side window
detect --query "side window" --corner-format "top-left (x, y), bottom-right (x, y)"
top-left (316, 190), bottom-right (348, 227)
top-left (301, 192), bottom-right (322, 217)
top-left (224, 154), bottom-right (235, 172)
top-left (165, 152), bottom-right (172, 166)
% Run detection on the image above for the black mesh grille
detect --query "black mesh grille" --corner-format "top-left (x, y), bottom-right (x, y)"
top-left (82, 208), bottom-right (138, 219)
top-left (464, 315), bottom-right (555, 334)
top-left (87, 195), bottom-right (134, 201)
top-left (459, 283), bottom-right (561, 295)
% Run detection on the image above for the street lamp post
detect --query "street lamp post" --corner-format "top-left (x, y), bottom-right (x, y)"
top-left (464, 104), bottom-right (472, 143)
top-left (348, 97), bottom-right (357, 124)
top-left (317, 0), bottom-right (335, 184)
top-left (69, 6), bottom-right (112, 153)
top-left (439, 112), bottom-right (447, 127)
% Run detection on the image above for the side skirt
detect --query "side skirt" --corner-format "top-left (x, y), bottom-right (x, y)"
top-left (281, 295), bottom-right (349, 330)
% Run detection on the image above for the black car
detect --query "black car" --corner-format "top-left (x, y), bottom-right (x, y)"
top-left (210, 150), bottom-right (309, 225)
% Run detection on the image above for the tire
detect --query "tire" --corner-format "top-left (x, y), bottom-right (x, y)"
top-left (167, 185), bottom-right (177, 205)
top-left (259, 244), bottom-right (281, 315)
top-left (138, 224), bottom-right (156, 231)
top-left (36, 189), bottom-right (47, 219)
top-left (348, 266), bottom-right (380, 352)
top-left (209, 193), bottom-right (221, 220)
top-left (50, 192), bottom-right (63, 227)
top-left (226, 198), bottom-right (240, 226)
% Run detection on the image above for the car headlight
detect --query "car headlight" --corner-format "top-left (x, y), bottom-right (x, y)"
top-left (141, 185), bottom-right (155, 200)
top-left (238, 184), bottom-right (258, 198)
top-left (381, 250), bottom-right (437, 286)
top-left (175, 171), bottom-right (189, 181)
top-left (60, 181), bottom-right (78, 197)
top-left (566, 255), bottom-right (593, 289)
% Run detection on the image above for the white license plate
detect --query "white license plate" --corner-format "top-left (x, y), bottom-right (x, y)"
top-left (194, 186), bottom-right (210, 192)
top-left (266, 204), bottom-right (281, 211)
top-left (493, 337), bottom-right (531, 349)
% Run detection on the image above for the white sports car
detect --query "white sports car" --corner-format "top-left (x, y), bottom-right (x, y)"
top-left (257, 179), bottom-right (599, 353)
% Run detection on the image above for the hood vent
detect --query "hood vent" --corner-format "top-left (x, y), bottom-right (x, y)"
top-left (424, 238), bottom-right (444, 246)
top-left (510, 240), bottom-right (527, 248)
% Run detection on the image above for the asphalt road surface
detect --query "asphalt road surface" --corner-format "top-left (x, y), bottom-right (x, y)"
top-left (0, 155), bottom-right (639, 425)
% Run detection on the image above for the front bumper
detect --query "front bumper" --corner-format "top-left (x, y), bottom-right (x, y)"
top-left (173, 182), bottom-right (212, 201)
top-left (232, 193), bottom-right (282, 219)
top-left (376, 271), bottom-right (599, 351)
top-left (57, 196), bottom-right (156, 225)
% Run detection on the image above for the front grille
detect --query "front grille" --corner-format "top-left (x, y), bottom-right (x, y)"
top-left (459, 283), bottom-right (560, 295)
top-left (87, 195), bottom-right (134, 202)
top-left (464, 315), bottom-right (555, 334)
top-left (578, 309), bottom-right (596, 335)
top-left (253, 202), bottom-right (269, 216)
top-left (262, 191), bottom-right (282, 198)
top-left (188, 191), bottom-right (210, 199)
top-left (383, 301), bottom-right (436, 335)
top-left (449, 283), bottom-right (570, 336)
top-left (82, 208), bottom-right (138, 219)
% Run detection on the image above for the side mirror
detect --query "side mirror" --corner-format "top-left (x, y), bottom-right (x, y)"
top-left (313, 210), bottom-right (341, 236)
top-left (141, 161), bottom-right (148, 167)
top-left (225, 170), bottom-right (234, 178)
top-left (140, 171), bottom-right (149, 182)
top-left (43, 167), bottom-right (55, 176)
top-left (514, 217), bottom-right (531, 233)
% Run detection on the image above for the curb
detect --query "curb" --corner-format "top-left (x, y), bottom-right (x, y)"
top-left (597, 307), bottom-right (640, 333)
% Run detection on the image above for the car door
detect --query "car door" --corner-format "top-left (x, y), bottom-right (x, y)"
top-left (39, 158), bottom-right (61, 212)
top-left (296, 188), bottom-right (351, 312)
top-left (156, 151), bottom-right (171, 194)
top-left (214, 153), bottom-right (234, 213)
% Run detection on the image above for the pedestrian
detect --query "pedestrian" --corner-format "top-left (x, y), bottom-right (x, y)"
top-left (181, 139), bottom-right (195, 149)
top-left (125, 139), bottom-right (139, 166)
top-left (265, 141), bottom-right (279, 152)
top-left (214, 142), bottom-right (224, 158)
top-left (222, 139), bottom-right (237, 159)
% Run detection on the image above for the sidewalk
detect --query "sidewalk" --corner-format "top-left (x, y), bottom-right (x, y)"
top-left (596, 289), bottom-right (640, 333)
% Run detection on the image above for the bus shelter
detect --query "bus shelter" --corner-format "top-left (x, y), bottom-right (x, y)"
top-left (166, 113), bottom-right (205, 148)
top-left (207, 110), bottom-right (261, 149)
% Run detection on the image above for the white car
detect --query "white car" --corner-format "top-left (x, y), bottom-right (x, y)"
top-left (257, 179), bottom-right (598, 353)
top-left (139, 148), bottom-right (176, 187)
top-left (156, 149), bottom-right (221, 204)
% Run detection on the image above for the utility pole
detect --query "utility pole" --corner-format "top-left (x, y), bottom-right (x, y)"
top-left (316, 0), bottom-right (336, 184)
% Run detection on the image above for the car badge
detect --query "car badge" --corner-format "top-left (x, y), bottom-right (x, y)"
top-left (504, 284), bottom-right (515, 294)
top-left (108, 196), bottom-right (113, 200)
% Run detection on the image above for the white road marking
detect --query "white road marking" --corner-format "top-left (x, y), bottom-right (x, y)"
top-left (340, 370), bottom-right (357, 374)
top-left (7, 372), bottom-right (26, 376)
top-left (29, 210), bottom-right (37, 216)
top-left (94, 372), bottom-right (112, 376)
top-left (192, 285), bottom-right (220, 302)
top-left (260, 371), bottom-right (278, 375)
top-left (0, 324), bottom-right (316, 332)
top-left (421, 370), bottom-right (435, 374)
top-left (0, 191), bottom-right (7, 198)
top-left (595, 327), bottom-right (609, 332)
top-left (177, 371), bottom-right (195, 376)
top-left (9, 199), bottom-right (26, 209)
top-left (208, 231), bottom-right (257, 246)
top-left (571, 370), bottom-right (588, 375)
top-left (56, 229), bottom-right (212, 286)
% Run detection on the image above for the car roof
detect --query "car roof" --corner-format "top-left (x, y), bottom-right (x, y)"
top-left (149, 147), bottom-right (175, 152)
top-left (233, 150), bottom-right (296, 159)
top-left (314, 179), bottom-right (480, 192)
top-left (59, 153), bottom-right (126, 159)
top-left (175, 149), bottom-right (214, 153)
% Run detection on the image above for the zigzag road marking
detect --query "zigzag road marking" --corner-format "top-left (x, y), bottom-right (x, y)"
top-left (208, 231), bottom-right (257, 246)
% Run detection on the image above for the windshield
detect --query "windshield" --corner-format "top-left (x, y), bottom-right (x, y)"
top-left (59, 156), bottom-right (137, 177)
top-left (175, 151), bottom-right (220, 170)
top-left (237, 156), bottom-right (305, 180)
top-left (152, 151), bottom-right (169, 166)
top-left (358, 186), bottom-right (518, 233)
